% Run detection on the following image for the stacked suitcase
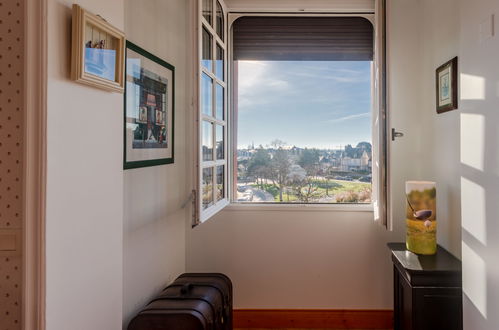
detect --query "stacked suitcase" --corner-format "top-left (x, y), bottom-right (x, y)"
top-left (128, 273), bottom-right (233, 330)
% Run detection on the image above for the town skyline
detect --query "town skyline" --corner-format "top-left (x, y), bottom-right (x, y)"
top-left (237, 140), bottom-right (372, 152)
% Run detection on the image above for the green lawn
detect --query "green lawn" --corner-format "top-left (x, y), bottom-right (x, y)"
top-left (251, 179), bottom-right (371, 203)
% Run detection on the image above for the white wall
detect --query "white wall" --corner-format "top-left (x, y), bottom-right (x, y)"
top-left (458, 1), bottom-right (499, 329)
top-left (46, 1), bottom-right (124, 329)
top-left (122, 0), bottom-right (193, 327)
top-left (410, 0), bottom-right (499, 329)
top-left (186, 0), bottom-right (424, 309)
top-left (46, 1), bottom-right (193, 329)
top-left (418, 0), bottom-right (461, 257)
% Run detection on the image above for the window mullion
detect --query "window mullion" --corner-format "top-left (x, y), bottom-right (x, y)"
top-left (202, 68), bottom-right (226, 88)
top-left (211, 24), bottom-right (217, 204)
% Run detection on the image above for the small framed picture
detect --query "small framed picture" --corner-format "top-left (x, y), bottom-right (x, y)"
top-left (71, 4), bottom-right (125, 92)
top-left (124, 41), bottom-right (175, 169)
top-left (436, 57), bottom-right (458, 113)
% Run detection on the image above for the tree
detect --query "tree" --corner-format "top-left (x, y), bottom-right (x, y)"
top-left (356, 141), bottom-right (372, 157)
top-left (247, 147), bottom-right (271, 188)
top-left (287, 164), bottom-right (320, 202)
top-left (269, 139), bottom-right (287, 149)
top-left (298, 148), bottom-right (320, 176)
top-left (344, 144), bottom-right (355, 158)
top-left (269, 148), bottom-right (290, 201)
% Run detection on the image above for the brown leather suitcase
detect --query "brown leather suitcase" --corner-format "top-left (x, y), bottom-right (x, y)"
top-left (127, 273), bottom-right (232, 330)
top-left (127, 298), bottom-right (215, 330)
top-left (175, 273), bottom-right (233, 330)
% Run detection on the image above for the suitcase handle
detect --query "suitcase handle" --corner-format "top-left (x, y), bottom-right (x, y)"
top-left (180, 284), bottom-right (193, 295)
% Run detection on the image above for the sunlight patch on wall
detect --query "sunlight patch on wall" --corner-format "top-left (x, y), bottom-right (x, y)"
top-left (460, 113), bottom-right (485, 171)
top-left (462, 242), bottom-right (488, 319)
top-left (461, 177), bottom-right (487, 245)
top-left (461, 73), bottom-right (485, 100)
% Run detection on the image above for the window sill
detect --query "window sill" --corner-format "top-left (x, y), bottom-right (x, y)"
top-left (224, 202), bottom-right (374, 212)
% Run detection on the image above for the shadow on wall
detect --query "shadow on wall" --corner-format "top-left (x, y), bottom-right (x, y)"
top-left (459, 67), bottom-right (499, 329)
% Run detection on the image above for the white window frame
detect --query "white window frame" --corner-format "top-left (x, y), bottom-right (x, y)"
top-left (196, 3), bottom-right (389, 226)
top-left (228, 13), bottom-right (377, 210)
top-left (196, 0), bottom-right (230, 224)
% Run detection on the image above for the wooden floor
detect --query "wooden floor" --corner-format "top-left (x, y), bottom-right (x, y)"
top-left (236, 328), bottom-right (392, 330)
top-left (233, 309), bottom-right (393, 330)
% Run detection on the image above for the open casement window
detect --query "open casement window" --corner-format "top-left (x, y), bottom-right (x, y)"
top-left (195, 0), bottom-right (389, 228)
top-left (372, 0), bottom-right (390, 228)
top-left (196, 0), bottom-right (229, 224)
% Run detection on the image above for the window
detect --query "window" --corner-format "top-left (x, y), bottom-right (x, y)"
top-left (196, 5), bottom-right (388, 225)
top-left (233, 17), bottom-right (374, 204)
top-left (197, 0), bottom-right (229, 223)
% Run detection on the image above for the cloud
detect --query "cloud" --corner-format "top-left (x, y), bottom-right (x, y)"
top-left (327, 112), bottom-right (371, 123)
top-left (238, 61), bottom-right (291, 110)
top-left (287, 71), bottom-right (369, 83)
top-left (237, 61), bottom-right (371, 112)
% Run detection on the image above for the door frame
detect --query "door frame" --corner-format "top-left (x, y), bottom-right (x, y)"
top-left (23, 0), bottom-right (47, 329)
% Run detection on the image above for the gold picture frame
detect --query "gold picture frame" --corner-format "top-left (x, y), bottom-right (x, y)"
top-left (71, 4), bottom-right (125, 93)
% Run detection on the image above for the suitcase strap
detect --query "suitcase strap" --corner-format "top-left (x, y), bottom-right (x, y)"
top-left (167, 282), bottom-right (230, 314)
top-left (161, 285), bottom-right (225, 324)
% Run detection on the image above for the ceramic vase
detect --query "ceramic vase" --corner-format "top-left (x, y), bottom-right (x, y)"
top-left (406, 181), bottom-right (437, 255)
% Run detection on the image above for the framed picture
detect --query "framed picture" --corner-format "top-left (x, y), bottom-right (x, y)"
top-left (124, 41), bottom-right (175, 169)
top-left (436, 57), bottom-right (458, 113)
top-left (71, 4), bottom-right (125, 92)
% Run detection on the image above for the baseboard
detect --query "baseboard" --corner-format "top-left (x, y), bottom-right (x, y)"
top-left (233, 309), bottom-right (393, 329)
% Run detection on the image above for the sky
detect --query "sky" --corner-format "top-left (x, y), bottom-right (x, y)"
top-left (237, 60), bottom-right (372, 149)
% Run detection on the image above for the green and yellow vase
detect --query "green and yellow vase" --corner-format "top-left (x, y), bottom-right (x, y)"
top-left (406, 181), bottom-right (437, 255)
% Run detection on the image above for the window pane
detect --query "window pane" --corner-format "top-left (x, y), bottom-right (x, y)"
top-left (202, 167), bottom-right (214, 209)
top-left (202, 121), bottom-right (213, 161)
top-left (216, 125), bottom-right (224, 160)
top-left (215, 84), bottom-right (224, 120)
top-left (202, 0), bottom-right (212, 26)
top-left (216, 165), bottom-right (225, 201)
top-left (202, 73), bottom-right (212, 116)
top-left (216, 44), bottom-right (224, 81)
top-left (202, 28), bottom-right (212, 71)
top-left (236, 61), bottom-right (372, 204)
top-left (216, 1), bottom-right (224, 41)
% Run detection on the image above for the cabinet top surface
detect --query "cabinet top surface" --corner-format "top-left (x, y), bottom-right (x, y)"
top-left (388, 242), bottom-right (461, 273)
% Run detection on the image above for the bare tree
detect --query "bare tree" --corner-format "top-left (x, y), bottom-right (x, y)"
top-left (287, 164), bottom-right (320, 202)
top-left (293, 179), bottom-right (320, 203)
top-left (269, 139), bottom-right (287, 149)
top-left (269, 148), bottom-right (290, 201)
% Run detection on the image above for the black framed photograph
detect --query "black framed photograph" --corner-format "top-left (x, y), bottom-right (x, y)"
top-left (124, 41), bottom-right (175, 169)
top-left (436, 56), bottom-right (458, 114)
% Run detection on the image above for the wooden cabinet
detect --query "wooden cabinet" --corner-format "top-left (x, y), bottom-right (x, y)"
top-left (388, 243), bottom-right (462, 330)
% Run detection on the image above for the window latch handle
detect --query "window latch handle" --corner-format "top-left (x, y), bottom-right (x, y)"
top-left (392, 128), bottom-right (404, 141)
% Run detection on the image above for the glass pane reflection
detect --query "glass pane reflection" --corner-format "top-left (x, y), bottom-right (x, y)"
top-left (216, 165), bottom-right (224, 201)
top-left (202, 73), bottom-right (212, 116)
top-left (202, 167), bottom-right (214, 209)
top-left (215, 84), bottom-right (224, 120)
top-left (216, 125), bottom-right (224, 160)
top-left (216, 44), bottom-right (224, 81)
top-left (216, 1), bottom-right (224, 41)
top-left (202, 0), bottom-right (212, 25)
top-left (202, 121), bottom-right (213, 161)
top-left (202, 28), bottom-right (212, 71)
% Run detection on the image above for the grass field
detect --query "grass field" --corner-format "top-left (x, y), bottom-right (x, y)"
top-left (250, 179), bottom-right (371, 203)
